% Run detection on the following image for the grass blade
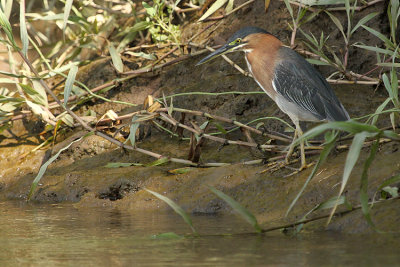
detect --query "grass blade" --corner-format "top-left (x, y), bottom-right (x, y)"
top-left (128, 116), bottom-right (140, 147)
top-left (207, 185), bottom-right (262, 233)
top-left (327, 131), bottom-right (370, 224)
top-left (359, 136), bottom-right (380, 230)
top-left (62, 0), bottom-right (73, 39)
top-left (145, 189), bottom-right (196, 234)
top-left (326, 11), bottom-right (346, 41)
top-left (351, 12), bottom-right (378, 35)
top-left (353, 44), bottom-right (395, 56)
top-left (145, 157), bottom-right (170, 167)
top-left (362, 25), bottom-right (395, 49)
top-left (19, 0), bottom-right (29, 56)
top-left (286, 132), bottom-right (337, 216)
top-left (371, 98), bottom-right (391, 125)
top-left (28, 134), bottom-right (89, 200)
top-left (64, 64), bottom-right (78, 106)
top-left (283, 0), bottom-right (293, 18)
top-left (109, 43), bottom-right (124, 72)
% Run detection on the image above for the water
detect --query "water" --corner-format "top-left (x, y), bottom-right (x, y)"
top-left (0, 202), bottom-right (399, 266)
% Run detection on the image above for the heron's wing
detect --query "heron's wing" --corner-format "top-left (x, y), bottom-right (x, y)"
top-left (273, 47), bottom-right (349, 121)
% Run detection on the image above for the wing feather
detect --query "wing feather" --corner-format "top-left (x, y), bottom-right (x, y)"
top-left (273, 47), bottom-right (349, 121)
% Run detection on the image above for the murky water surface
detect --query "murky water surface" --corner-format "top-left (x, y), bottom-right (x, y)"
top-left (0, 202), bottom-right (399, 266)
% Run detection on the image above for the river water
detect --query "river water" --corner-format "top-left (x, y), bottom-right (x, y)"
top-left (0, 201), bottom-right (398, 266)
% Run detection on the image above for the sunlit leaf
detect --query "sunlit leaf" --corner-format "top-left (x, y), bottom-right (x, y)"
top-left (198, 0), bottom-right (228, 21)
top-left (208, 185), bottom-right (262, 233)
top-left (145, 189), bottom-right (196, 233)
top-left (0, 78), bottom-right (18, 83)
top-left (3, 0), bottom-right (13, 19)
top-left (62, 0), bottom-right (73, 39)
top-left (225, 0), bottom-right (234, 12)
top-left (60, 113), bottom-right (74, 127)
top-left (64, 64), bottom-right (78, 106)
top-left (109, 43), bottom-right (124, 72)
top-left (20, 83), bottom-right (48, 107)
top-left (19, 0), bottom-right (29, 56)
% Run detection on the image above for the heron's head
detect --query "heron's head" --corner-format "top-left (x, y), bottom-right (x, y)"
top-left (196, 27), bottom-right (270, 66)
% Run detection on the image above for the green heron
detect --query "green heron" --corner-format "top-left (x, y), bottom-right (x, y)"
top-left (197, 27), bottom-right (349, 169)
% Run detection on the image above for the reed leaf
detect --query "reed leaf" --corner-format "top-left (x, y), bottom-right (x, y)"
top-left (19, 0), bottom-right (28, 56)
top-left (359, 136), bottom-right (380, 230)
top-left (28, 134), bottom-right (91, 200)
top-left (286, 132), bottom-right (337, 216)
top-left (109, 43), bottom-right (124, 72)
top-left (64, 65), bottom-right (78, 106)
top-left (145, 189), bottom-right (196, 233)
top-left (207, 185), bottom-right (262, 233)
top-left (351, 12), bottom-right (378, 35)
top-left (327, 131), bottom-right (371, 224)
top-left (62, 0), bottom-right (73, 39)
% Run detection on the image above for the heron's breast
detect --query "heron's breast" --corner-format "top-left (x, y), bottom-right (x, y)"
top-left (244, 34), bottom-right (282, 100)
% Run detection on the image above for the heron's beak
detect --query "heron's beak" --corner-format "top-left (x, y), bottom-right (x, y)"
top-left (196, 44), bottom-right (233, 66)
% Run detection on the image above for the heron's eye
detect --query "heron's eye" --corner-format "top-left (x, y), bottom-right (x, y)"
top-left (236, 38), bottom-right (242, 44)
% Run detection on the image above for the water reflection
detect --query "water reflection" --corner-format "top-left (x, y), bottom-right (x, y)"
top-left (0, 202), bottom-right (398, 266)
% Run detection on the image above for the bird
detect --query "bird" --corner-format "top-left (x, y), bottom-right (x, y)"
top-left (196, 26), bottom-right (349, 170)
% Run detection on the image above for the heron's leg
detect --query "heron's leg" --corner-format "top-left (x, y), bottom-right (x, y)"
top-left (297, 126), bottom-right (307, 170)
top-left (285, 127), bottom-right (298, 164)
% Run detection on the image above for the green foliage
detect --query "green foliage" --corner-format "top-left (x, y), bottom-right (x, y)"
top-left (143, 0), bottom-right (180, 43)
